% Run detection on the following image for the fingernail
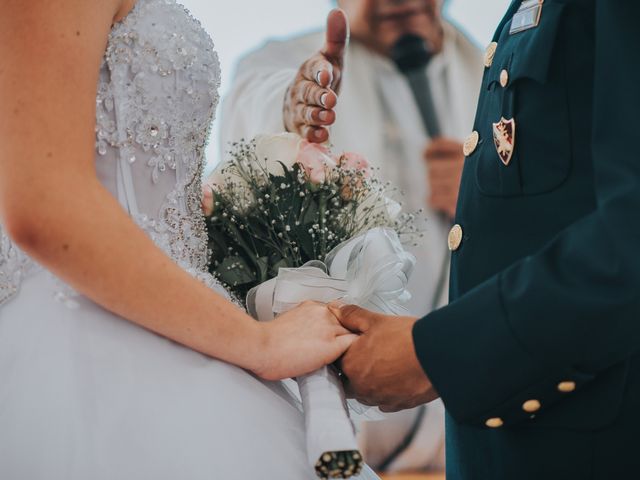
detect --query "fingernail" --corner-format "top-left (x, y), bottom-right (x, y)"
top-left (316, 71), bottom-right (323, 85)
top-left (314, 129), bottom-right (324, 139)
top-left (319, 110), bottom-right (329, 121)
top-left (320, 93), bottom-right (328, 107)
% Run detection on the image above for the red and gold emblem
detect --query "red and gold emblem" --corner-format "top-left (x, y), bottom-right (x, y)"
top-left (492, 117), bottom-right (516, 166)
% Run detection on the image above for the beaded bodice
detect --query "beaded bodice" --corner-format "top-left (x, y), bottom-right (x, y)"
top-left (0, 0), bottom-right (224, 305)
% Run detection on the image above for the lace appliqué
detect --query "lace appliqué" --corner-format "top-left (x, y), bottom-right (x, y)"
top-left (0, 0), bottom-right (230, 307)
top-left (96, 0), bottom-right (219, 183)
top-left (0, 229), bottom-right (36, 306)
top-left (95, 0), bottom-right (226, 294)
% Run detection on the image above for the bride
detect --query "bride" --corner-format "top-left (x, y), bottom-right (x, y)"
top-left (0, 1), bottom-right (378, 478)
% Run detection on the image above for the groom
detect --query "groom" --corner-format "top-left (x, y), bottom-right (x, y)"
top-left (334, 1), bottom-right (640, 479)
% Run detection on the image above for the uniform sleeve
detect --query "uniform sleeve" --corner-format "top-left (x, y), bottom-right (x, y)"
top-left (412, 0), bottom-right (640, 426)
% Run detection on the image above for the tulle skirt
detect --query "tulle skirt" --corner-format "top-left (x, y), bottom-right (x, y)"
top-left (0, 270), bottom-right (378, 480)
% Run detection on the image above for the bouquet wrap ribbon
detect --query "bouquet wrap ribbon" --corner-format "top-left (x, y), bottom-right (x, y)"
top-left (246, 227), bottom-right (416, 474)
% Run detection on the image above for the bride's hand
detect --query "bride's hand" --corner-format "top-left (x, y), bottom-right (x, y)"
top-left (252, 301), bottom-right (358, 381)
top-left (283, 9), bottom-right (348, 144)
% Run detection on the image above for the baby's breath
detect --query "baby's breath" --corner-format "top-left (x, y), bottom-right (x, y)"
top-left (205, 139), bottom-right (422, 300)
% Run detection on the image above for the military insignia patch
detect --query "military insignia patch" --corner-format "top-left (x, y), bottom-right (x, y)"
top-left (492, 117), bottom-right (516, 166)
top-left (510, 0), bottom-right (544, 35)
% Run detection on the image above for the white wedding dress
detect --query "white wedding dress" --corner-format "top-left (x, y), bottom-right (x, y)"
top-left (0, 1), bottom-right (378, 478)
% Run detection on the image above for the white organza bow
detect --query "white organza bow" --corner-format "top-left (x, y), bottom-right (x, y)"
top-left (249, 227), bottom-right (415, 319)
top-left (246, 227), bottom-right (416, 473)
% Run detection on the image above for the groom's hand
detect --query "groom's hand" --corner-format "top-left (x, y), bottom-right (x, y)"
top-left (283, 9), bottom-right (348, 143)
top-left (331, 305), bottom-right (439, 412)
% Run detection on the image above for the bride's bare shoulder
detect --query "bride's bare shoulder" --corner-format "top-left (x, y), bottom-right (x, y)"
top-left (0, 0), bottom-right (133, 34)
top-left (0, 0), bottom-right (135, 70)
top-left (114, 0), bottom-right (138, 24)
top-left (0, 0), bottom-right (136, 224)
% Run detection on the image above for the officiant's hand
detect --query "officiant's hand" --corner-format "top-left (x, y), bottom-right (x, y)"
top-left (331, 304), bottom-right (439, 412)
top-left (283, 9), bottom-right (348, 144)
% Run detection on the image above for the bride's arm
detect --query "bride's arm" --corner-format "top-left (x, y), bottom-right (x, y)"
top-left (0, 0), bottom-right (355, 381)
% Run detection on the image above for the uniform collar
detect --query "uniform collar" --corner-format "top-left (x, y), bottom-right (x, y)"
top-left (492, 0), bottom-right (525, 41)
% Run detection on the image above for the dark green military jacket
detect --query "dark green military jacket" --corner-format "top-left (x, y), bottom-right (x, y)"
top-left (412, 1), bottom-right (640, 478)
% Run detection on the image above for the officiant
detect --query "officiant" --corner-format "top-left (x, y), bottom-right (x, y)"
top-left (217, 0), bottom-right (483, 472)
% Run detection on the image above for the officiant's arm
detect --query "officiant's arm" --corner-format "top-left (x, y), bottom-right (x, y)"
top-left (218, 49), bottom-right (296, 154)
top-left (413, 1), bottom-right (640, 427)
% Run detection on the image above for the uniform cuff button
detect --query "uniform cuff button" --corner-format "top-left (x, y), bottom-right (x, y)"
top-left (485, 417), bottom-right (504, 428)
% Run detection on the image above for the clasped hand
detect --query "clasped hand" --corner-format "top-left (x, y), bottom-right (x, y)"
top-left (330, 304), bottom-right (439, 412)
top-left (258, 301), bottom-right (438, 413)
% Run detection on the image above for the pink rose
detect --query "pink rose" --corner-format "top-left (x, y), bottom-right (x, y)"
top-left (296, 141), bottom-right (337, 184)
top-left (338, 152), bottom-right (371, 177)
top-left (201, 185), bottom-right (215, 217)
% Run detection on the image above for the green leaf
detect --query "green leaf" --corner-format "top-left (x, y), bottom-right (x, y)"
top-left (296, 229), bottom-right (316, 261)
top-left (302, 198), bottom-right (319, 225)
top-left (270, 258), bottom-right (293, 278)
top-left (274, 161), bottom-right (291, 178)
top-left (207, 223), bottom-right (230, 259)
top-left (255, 256), bottom-right (270, 283)
top-left (215, 256), bottom-right (256, 287)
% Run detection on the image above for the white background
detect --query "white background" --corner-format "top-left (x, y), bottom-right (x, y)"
top-left (178, 0), bottom-right (512, 169)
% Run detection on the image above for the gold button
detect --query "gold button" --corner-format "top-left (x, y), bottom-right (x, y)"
top-left (448, 224), bottom-right (463, 252)
top-left (500, 69), bottom-right (509, 88)
top-left (522, 399), bottom-right (541, 413)
top-left (558, 381), bottom-right (576, 393)
top-left (484, 42), bottom-right (498, 68)
top-left (485, 417), bottom-right (504, 428)
top-left (463, 131), bottom-right (479, 156)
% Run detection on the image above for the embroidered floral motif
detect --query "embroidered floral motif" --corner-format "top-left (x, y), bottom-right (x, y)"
top-left (0, 0), bottom-right (229, 306)
top-left (95, 0), bottom-right (224, 292)
top-left (0, 230), bottom-right (36, 306)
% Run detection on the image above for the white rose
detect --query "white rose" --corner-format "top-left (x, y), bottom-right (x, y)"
top-left (210, 161), bottom-right (244, 188)
top-left (211, 133), bottom-right (304, 190)
top-left (254, 133), bottom-right (304, 176)
top-left (356, 191), bottom-right (402, 224)
top-left (382, 196), bottom-right (402, 221)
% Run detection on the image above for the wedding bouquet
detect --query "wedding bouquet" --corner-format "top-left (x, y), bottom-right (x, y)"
top-left (205, 133), bottom-right (419, 479)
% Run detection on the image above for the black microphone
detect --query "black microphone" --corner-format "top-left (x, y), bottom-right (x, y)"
top-left (392, 35), bottom-right (450, 311)
top-left (390, 34), bottom-right (441, 138)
